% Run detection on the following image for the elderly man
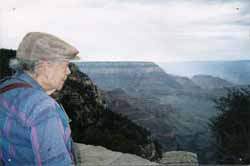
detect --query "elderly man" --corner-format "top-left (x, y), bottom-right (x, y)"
top-left (0, 32), bottom-right (79, 165)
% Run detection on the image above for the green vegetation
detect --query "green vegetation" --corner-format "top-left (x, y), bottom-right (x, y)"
top-left (0, 48), bottom-right (16, 78)
top-left (81, 110), bottom-right (160, 160)
top-left (210, 87), bottom-right (250, 164)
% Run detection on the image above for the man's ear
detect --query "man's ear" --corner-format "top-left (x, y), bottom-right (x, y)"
top-left (35, 60), bottom-right (50, 78)
top-left (36, 61), bottom-right (44, 73)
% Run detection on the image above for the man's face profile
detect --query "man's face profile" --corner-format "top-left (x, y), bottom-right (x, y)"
top-left (41, 60), bottom-right (71, 92)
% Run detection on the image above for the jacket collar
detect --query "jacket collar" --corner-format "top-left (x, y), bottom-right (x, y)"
top-left (13, 71), bottom-right (44, 92)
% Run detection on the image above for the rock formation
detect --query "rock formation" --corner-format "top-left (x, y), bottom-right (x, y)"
top-left (75, 143), bottom-right (199, 166)
top-left (76, 143), bottom-right (159, 166)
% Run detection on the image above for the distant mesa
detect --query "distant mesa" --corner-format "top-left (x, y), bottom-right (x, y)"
top-left (158, 60), bottom-right (250, 85)
top-left (172, 75), bottom-right (201, 90)
top-left (191, 75), bottom-right (234, 90)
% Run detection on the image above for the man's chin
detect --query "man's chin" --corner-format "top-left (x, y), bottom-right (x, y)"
top-left (56, 83), bottom-right (65, 91)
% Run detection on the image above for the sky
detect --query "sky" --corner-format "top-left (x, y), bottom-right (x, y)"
top-left (0, 0), bottom-right (249, 62)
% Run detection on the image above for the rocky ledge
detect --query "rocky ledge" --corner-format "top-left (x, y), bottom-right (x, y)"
top-left (76, 143), bottom-right (198, 166)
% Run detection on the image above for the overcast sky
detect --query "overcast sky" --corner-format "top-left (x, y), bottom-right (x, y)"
top-left (0, 0), bottom-right (249, 62)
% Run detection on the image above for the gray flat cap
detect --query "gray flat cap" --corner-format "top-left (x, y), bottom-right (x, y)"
top-left (17, 32), bottom-right (80, 61)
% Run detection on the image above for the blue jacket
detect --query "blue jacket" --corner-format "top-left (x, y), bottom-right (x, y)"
top-left (0, 71), bottom-right (75, 166)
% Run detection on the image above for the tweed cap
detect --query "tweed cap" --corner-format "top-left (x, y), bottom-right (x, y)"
top-left (17, 32), bottom-right (80, 61)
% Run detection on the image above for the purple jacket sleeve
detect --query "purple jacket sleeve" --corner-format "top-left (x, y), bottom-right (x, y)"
top-left (30, 116), bottom-right (74, 166)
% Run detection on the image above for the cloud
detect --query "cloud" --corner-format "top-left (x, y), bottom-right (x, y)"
top-left (0, 0), bottom-right (249, 62)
